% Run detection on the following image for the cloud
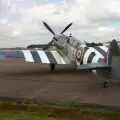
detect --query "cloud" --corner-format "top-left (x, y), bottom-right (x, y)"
top-left (0, 0), bottom-right (12, 15)
top-left (0, 0), bottom-right (120, 47)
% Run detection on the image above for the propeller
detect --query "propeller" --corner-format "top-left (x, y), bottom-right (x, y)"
top-left (42, 21), bottom-right (73, 49)
top-left (43, 22), bottom-right (55, 35)
top-left (61, 22), bottom-right (72, 34)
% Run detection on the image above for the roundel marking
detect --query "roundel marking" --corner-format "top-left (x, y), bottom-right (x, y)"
top-left (76, 49), bottom-right (82, 59)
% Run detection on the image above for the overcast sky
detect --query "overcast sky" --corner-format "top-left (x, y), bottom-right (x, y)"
top-left (0, 0), bottom-right (120, 48)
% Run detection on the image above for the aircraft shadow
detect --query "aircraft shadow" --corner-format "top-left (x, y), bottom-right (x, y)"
top-left (2, 68), bottom-right (88, 76)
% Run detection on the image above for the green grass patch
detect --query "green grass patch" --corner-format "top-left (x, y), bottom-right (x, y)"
top-left (0, 111), bottom-right (58, 120)
top-left (0, 100), bottom-right (119, 119)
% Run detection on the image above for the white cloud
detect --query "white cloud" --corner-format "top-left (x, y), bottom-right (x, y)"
top-left (0, 0), bottom-right (12, 14)
top-left (11, 30), bottom-right (21, 36)
top-left (0, 0), bottom-right (120, 47)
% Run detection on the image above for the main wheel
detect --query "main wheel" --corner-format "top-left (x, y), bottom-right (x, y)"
top-left (50, 63), bottom-right (55, 72)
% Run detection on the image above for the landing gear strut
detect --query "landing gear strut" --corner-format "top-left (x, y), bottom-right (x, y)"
top-left (103, 81), bottom-right (109, 88)
top-left (96, 68), bottom-right (112, 88)
top-left (50, 63), bottom-right (55, 72)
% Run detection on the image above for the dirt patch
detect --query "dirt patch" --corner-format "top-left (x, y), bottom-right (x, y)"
top-left (0, 60), bottom-right (120, 107)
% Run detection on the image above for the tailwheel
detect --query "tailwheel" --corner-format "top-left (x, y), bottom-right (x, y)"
top-left (50, 63), bottom-right (55, 72)
top-left (96, 68), bottom-right (112, 88)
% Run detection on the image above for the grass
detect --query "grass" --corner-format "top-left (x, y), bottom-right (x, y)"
top-left (0, 111), bottom-right (58, 120)
top-left (0, 100), bottom-right (119, 120)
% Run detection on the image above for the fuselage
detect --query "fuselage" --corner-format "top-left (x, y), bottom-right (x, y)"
top-left (52, 34), bottom-right (108, 67)
top-left (42, 21), bottom-right (110, 72)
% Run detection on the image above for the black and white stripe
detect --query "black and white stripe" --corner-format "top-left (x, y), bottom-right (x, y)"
top-left (93, 46), bottom-right (106, 57)
top-left (87, 52), bottom-right (96, 63)
top-left (45, 51), bottom-right (57, 64)
top-left (83, 46), bottom-right (108, 64)
top-left (22, 50), bottom-right (34, 62)
top-left (31, 51), bottom-right (41, 62)
top-left (81, 46), bottom-right (108, 74)
top-left (22, 45), bottom-right (108, 65)
top-left (22, 50), bottom-right (66, 64)
top-left (37, 50), bottom-right (50, 64)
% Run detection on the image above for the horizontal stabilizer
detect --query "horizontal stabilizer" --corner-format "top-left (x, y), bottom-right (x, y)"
top-left (77, 63), bottom-right (111, 70)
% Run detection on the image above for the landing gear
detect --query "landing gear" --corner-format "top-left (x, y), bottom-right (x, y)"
top-left (96, 68), bottom-right (112, 88)
top-left (50, 63), bottom-right (55, 72)
top-left (103, 81), bottom-right (109, 88)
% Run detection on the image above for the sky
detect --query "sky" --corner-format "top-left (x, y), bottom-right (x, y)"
top-left (0, 0), bottom-right (120, 47)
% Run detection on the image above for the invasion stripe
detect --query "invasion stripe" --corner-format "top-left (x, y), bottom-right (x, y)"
top-left (92, 57), bottom-right (101, 74)
top-left (99, 46), bottom-right (108, 53)
top-left (50, 51), bottom-right (66, 64)
top-left (93, 46), bottom-right (106, 57)
top-left (31, 51), bottom-right (41, 63)
top-left (46, 51), bottom-right (57, 64)
top-left (37, 50), bottom-right (50, 64)
top-left (97, 58), bottom-right (103, 63)
top-left (83, 47), bottom-right (95, 64)
top-left (87, 52), bottom-right (96, 63)
top-left (92, 55), bottom-right (102, 63)
top-left (22, 50), bottom-right (34, 62)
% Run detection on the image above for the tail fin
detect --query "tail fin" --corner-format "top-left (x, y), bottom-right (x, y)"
top-left (104, 39), bottom-right (120, 65)
top-left (104, 50), bottom-right (112, 65)
top-left (109, 39), bottom-right (120, 56)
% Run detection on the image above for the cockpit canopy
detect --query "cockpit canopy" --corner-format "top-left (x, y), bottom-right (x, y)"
top-left (68, 36), bottom-right (85, 48)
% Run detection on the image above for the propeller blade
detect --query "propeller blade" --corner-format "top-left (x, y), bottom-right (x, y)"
top-left (61, 22), bottom-right (73, 34)
top-left (43, 21), bottom-right (55, 35)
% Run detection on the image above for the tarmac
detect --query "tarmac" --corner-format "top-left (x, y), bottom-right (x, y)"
top-left (0, 59), bottom-right (120, 107)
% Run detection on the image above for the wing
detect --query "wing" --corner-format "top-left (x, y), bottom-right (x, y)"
top-left (77, 63), bottom-right (111, 70)
top-left (0, 49), bottom-right (69, 65)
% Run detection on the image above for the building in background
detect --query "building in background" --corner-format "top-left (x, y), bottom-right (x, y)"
top-left (103, 41), bottom-right (120, 48)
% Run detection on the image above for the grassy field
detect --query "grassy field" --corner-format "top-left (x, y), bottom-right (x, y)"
top-left (0, 100), bottom-right (120, 120)
top-left (0, 112), bottom-right (58, 120)
top-left (0, 101), bottom-right (120, 120)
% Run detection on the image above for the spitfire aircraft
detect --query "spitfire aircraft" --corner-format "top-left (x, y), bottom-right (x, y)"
top-left (0, 22), bottom-right (112, 73)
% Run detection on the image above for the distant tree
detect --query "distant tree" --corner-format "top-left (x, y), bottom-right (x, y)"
top-left (86, 42), bottom-right (103, 47)
top-left (27, 44), bottom-right (49, 49)
top-left (109, 39), bottom-right (120, 56)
